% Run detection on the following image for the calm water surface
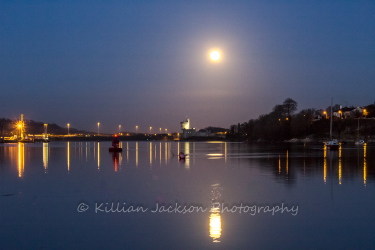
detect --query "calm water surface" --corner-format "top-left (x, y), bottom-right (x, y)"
top-left (0, 141), bottom-right (374, 249)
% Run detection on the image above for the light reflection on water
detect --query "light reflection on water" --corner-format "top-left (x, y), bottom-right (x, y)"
top-left (3, 141), bottom-right (372, 185)
top-left (0, 141), bottom-right (374, 249)
top-left (2, 141), bottom-right (373, 188)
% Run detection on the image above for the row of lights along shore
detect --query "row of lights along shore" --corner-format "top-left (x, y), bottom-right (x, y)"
top-left (66, 123), bottom-right (169, 135)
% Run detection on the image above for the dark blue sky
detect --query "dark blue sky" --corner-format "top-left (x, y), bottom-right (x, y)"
top-left (1, 0), bottom-right (374, 133)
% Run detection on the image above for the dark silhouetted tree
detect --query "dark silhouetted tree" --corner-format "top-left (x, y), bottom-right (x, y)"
top-left (283, 98), bottom-right (298, 118)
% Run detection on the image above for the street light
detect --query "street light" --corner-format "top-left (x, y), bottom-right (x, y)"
top-left (67, 123), bottom-right (70, 135)
top-left (323, 111), bottom-right (327, 119)
top-left (363, 109), bottom-right (368, 118)
top-left (136, 126), bottom-right (138, 133)
top-left (159, 128), bottom-right (161, 133)
top-left (165, 128), bottom-right (167, 134)
top-left (119, 125), bottom-right (121, 134)
top-left (150, 127), bottom-right (152, 134)
top-left (97, 122), bottom-right (100, 135)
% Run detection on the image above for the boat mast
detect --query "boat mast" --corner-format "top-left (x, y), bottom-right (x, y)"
top-left (330, 98), bottom-right (333, 140)
top-left (357, 118), bottom-right (360, 141)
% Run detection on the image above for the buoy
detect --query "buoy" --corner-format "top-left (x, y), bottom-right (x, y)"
top-left (179, 152), bottom-right (185, 159)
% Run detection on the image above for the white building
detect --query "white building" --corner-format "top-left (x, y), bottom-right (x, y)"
top-left (180, 117), bottom-right (197, 139)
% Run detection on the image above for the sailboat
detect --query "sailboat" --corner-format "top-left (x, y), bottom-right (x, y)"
top-left (324, 99), bottom-right (339, 150)
top-left (355, 118), bottom-right (365, 145)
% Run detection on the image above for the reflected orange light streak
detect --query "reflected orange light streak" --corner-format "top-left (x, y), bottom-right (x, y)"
top-left (177, 142), bottom-right (180, 163)
top-left (339, 146), bottom-right (342, 185)
top-left (165, 142), bottom-right (167, 165)
top-left (115, 157), bottom-right (117, 172)
top-left (86, 142), bottom-right (88, 162)
top-left (150, 142), bottom-right (152, 166)
top-left (127, 142), bottom-right (129, 162)
top-left (97, 141), bottom-right (100, 170)
top-left (67, 142), bottom-right (70, 172)
top-left (43, 142), bottom-right (48, 174)
top-left (225, 142), bottom-right (227, 163)
top-left (364, 144), bottom-right (367, 186)
top-left (324, 146), bottom-right (327, 184)
top-left (136, 142), bottom-right (138, 167)
top-left (185, 142), bottom-right (190, 168)
top-left (209, 207), bottom-right (221, 242)
top-left (18, 143), bottom-right (24, 177)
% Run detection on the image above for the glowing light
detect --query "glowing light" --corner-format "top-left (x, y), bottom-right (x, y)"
top-left (210, 51), bottom-right (220, 61)
top-left (136, 142), bottom-right (138, 167)
top-left (339, 146), bottom-right (342, 185)
top-left (225, 142), bottom-right (227, 163)
top-left (150, 142), bottom-right (152, 166)
top-left (177, 142), bottom-right (180, 163)
top-left (97, 141), bottom-right (100, 170)
top-left (364, 144), bottom-right (367, 186)
top-left (165, 142), bottom-right (168, 165)
top-left (18, 143), bottom-right (24, 178)
top-left (324, 146), bottom-right (327, 183)
top-left (43, 143), bottom-right (48, 173)
top-left (209, 212), bottom-right (221, 242)
top-left (67, 142), bottom-right (70, 172)
top-left (127, 142), bottom-right (129, 162)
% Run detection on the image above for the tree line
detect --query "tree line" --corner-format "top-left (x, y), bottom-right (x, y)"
top-left (229, 98), bottom-right (375, 142)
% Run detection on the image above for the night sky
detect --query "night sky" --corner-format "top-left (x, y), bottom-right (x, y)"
top-left (1, 1), bottom-right (374, 133)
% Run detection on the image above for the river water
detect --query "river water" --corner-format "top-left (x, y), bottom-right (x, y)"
top-left (0, 141), bottom-right (374, 249)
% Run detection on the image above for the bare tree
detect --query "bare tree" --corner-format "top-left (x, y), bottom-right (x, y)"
top-left (283, 98), bottom-right (298, 118)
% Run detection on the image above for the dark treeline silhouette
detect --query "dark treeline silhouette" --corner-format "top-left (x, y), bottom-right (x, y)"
top-left (229, 98), bottom-right (375, 142)
top-left (0, 118), bottom-right (86, 136)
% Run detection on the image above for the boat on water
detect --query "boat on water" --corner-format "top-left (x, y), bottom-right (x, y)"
top-left (179, 152), bottom-right (186, 160)
top-left (355, 140), bottom-right (365, 145)
top-left (109, 147), bottom-right (122, 152)
top-left (109, 134), bottom-right (122, 152)
top-left (325, 139), bottom-right (339, 150)
top-left (324, 98), bottom-right (339, 150)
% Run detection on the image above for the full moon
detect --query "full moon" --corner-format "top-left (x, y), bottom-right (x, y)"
top-left (210, 51), bottom-right (220, 61)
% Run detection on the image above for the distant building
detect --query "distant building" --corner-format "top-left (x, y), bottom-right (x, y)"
top-left (180, 117), bottom-right (197, 139)
top-left (180, 117), bottom-right (190, 130)
top-left (180, 117), bottom-right (228, 139)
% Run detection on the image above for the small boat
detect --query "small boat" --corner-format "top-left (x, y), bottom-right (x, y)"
top-left (109, 147), bottom-right (122, 152)
top-left (324, 99), bottom-right (339, 150)
top-left (355, 140), bottom-right (365, 145)
top-left (179, 152), bottom-right (186, 159)
top-left (325, 139), bottom-right (339, 150)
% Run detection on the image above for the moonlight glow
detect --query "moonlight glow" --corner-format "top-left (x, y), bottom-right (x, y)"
top-left (210, 51), bottom-right (220, 61)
